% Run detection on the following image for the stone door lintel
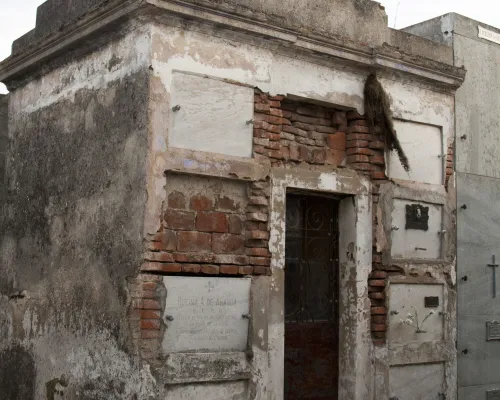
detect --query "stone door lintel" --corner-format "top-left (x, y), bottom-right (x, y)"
top-left (266, 167), bottom-right (373, 400)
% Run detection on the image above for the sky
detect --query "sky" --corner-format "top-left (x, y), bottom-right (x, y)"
top-left (1, 0), bottom-right (500, 93)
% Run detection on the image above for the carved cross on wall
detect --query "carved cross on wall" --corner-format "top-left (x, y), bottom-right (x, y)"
top-left (205, 281), bottom-right (215, 293)
top-left (488, 255), bottom-right (499, 298)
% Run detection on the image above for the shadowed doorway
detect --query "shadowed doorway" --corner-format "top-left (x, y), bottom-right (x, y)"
top-left (284, 193), bottom-right (340, 400)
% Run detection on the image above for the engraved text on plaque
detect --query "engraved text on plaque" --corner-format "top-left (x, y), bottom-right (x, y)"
top-left (162, 276), bottom-right (251, 353)
top-left (486, 321), bottom-right (500, 341)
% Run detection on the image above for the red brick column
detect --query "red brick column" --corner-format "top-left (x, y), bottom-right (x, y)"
top-left (245, 181), bottom-right (272, 275)
top-left (343, 111), bottom-right (390, 343)
top-left (128, 274), bottom-right (163, 365)
top-left (345, 110), bottom-right (386, 181)
top-left (446, 139), bottom-right (454, 188)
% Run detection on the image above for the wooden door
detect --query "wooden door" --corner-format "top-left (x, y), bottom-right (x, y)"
top-left (284, 194), bottom-right (339, 400)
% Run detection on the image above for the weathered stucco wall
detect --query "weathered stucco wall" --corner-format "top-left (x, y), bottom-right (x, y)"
top-left (10, 0), bottom-right (388, 56)
top-left (388, 28), bottom-right (453, 64)
top-left (0, 26), bottom-right (159, 399)
top-left (8, 0), bottom-right (455, 69)
top-left (12, 0), bottom-right (109, 55)
top-left (144, 17), bottom-right (457, 399)
top-left (146, 21), bottom-right (456, 234)
top-left (161, 0), bottom-right (389, 47)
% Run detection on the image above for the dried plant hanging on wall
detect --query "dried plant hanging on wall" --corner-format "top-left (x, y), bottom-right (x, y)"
top-left (364, 74), bottom-right (410, 171)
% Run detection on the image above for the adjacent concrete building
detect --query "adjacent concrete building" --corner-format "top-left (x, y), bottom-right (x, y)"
top-left (406, 13), bottom-right (500, 400)
top-left (0, 1), bottom-right (464, 399)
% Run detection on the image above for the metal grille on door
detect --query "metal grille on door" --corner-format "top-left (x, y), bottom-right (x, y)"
top-left (284, 194), bottom-right (339, 400)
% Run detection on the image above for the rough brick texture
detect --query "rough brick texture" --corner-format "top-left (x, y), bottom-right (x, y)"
top-left (254, 93), bottom-right (347, 167)
top-left (446, 139), bottom-right (454, 189)
top-left (253, 92), bottom-right (387, 181)
top-left (254, 91), bottom-right (396, 342)
top-left (128, 274), bottom-right (163, 365)
top-left (141, 92), bottom-right (399, 345)
top-left (143, 175), bottom-right (271, 277)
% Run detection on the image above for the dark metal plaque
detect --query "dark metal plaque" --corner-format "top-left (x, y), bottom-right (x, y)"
top-left (487, 389), bottom-right (500, 400)
top-left (486, 321), bottom-right (500, 341)
top-left (424, 296), bottom-right (439, 308)
top-left (405, 204), bottom-right (429, 231)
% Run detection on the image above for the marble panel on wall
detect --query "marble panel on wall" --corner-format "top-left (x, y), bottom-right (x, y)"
top-left (391, 199), bottom-right (443, 260)
top-left (389, 284), bottom-right (444, 345)
top-left (390, 363), bottom-right (445, 400)
top-left (169, 72), bottom-right (254, 158)
top-left (387, 120), bottom-right (443, 185)
top-left (162, 276), bottom-right (251, 353)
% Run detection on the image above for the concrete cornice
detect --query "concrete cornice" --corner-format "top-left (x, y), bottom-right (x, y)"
top-left (0, 0), bottom-right (465, 91)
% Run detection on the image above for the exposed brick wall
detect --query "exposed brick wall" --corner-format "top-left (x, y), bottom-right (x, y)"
top-left (128, 273), bottom-right (163, 365)
top-left (344, 111), bottom-right (387, 181)
top-left (253, 91), bottom-right (387, 180)
top-left (345, 111), bottom-right (388, 344)
top-left (141, 175), bottom-right (272, 277)
top-left (253, 92), bottom-right (346, 167)
top-left (133, 176), bottom-right (272, 362)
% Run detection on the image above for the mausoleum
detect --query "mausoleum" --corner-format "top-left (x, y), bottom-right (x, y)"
top-left (0, 1), bottom-right (465, 399)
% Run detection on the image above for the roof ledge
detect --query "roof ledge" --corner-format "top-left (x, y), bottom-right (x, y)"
top-left (0, 0), bottom-right (465, 92)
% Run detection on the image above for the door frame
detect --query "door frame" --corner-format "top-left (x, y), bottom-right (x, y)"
top-left (284, 193), bottom-right (340, 399)
top-left (266, 167), bottom-right (373, 400)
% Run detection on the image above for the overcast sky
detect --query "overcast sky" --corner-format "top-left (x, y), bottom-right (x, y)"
top-left (1, 0), bottom-right (499, 93)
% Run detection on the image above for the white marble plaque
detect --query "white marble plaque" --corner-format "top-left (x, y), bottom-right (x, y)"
top-left (390, 363), bottom-right (444, 400)
top-left (387, 120), bottom-right (443, 185)
top-left (391, 199), bottom-right (443, 260)
top-left (389, 284), bottom-right (444, 345)
top-left (162, 276), bottom-right (251, 353)
top-left (479, 26), bottom-right (500, 45)
top-left (169, 72), bottom-right (254, 158)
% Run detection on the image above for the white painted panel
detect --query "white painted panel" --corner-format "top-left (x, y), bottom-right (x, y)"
top-left (387, 120), bottom-right (443, 185)
top-left (389, 284), bottom-right (444, 345)
top-left (391, 199), bottom-right (443, 260)
top-left (162, 276), bottom-right (251, 353)
top-left (170, 72), bottom-right (253, 157)
top-left (390, 363), bottom-right (445, 400)
top-left (478, 26), bottom-right (500, 45)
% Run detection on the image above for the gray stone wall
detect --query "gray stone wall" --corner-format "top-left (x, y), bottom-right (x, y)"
top-left (0, 65), bottom-right (156, 399)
